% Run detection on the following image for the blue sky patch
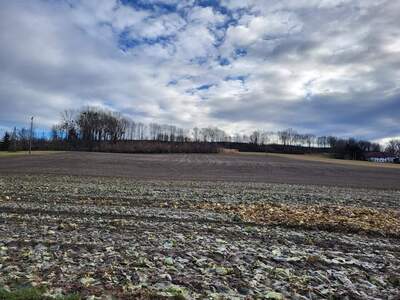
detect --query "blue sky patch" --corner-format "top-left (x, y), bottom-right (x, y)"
top-left (225, 75), bottom-right (247, 83)
top-left (196, 83), bottom-right (215, 90)
top-left (218, 57), bottom-right (230, 66)
top-left (120, 0), bottom-right (177, 14)
top-left (190, 56), bottom-right (208, 65)
top-left (1, 0), bottom-right (400, 141)
top-left (233, 48), bottom-right (247, 58)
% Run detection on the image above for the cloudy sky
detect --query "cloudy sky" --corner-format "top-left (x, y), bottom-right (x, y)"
top-left (0, 0), bottom-right (399, 141)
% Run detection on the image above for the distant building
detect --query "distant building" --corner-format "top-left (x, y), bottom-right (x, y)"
top-left (364, 152), bottom-right (397, 163)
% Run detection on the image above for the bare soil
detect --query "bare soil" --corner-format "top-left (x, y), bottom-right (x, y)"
top-left (0, 152), bottom-right (399, 299)
top-left (0, 151), bottom-right (400, 189)
top-left (262, 152), bottom-right (400, 170)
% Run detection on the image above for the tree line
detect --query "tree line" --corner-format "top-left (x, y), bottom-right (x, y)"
top-left (47, 107), bottom-right (346, 147)
top-left (0, 106), bottom-right (398, 158)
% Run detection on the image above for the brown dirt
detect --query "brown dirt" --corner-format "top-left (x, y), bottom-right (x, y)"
top-left (0, 151), bottom-right (399, 189)
top-left (261, 152), bottom-right (400, 169)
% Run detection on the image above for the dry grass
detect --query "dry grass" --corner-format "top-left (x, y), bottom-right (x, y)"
top-left (220, 148), bottom-right (240, 154)
top-left (239, 152), bottom-right (400, 169)
top-left (0, 151), bottom-right (62, 158)
top-left (193, 202), bottom-right (400, 237)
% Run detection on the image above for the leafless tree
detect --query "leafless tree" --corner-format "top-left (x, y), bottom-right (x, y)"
top-left (386, 139), bottom-right (400, 156)
top-left (278, 129), bottom-right (290, 146)
top-left (192, 127), bottom-right (199, 142)
top-left (304, 134), bottom-right (316, 148)
top-left (250, 131), bottom-right (261, 144)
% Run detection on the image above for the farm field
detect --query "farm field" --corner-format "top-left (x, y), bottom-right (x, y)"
top-left (1, 151), bottom-right (400, 189)
top-left (260, 153), bottom-right (400, 170)
top-left (0, 152), bottom-right (399, 299)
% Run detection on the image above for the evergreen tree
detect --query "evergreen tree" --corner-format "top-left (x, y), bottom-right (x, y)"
top-left (1, 132), bottom-right (10, 151)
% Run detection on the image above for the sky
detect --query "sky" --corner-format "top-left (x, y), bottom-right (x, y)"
top-left (0, 0), bottom-right (399, 142)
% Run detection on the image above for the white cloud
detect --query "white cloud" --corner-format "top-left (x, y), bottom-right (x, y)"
top-left (0, 0), bottom-right (399, 140)
top-left (224, 12), bottom-right (302, 47)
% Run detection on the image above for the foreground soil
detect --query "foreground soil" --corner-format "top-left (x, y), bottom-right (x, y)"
top-left (0, 174), bottom-right (399, 299)
top-left (1, 152), bottom-right (400, 189)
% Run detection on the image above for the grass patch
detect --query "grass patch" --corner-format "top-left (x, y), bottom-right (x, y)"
top-left (0, 151), bottom-right (62, 158)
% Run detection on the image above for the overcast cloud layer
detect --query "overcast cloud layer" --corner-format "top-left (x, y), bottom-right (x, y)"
top-left (0, 0), bottom-right (399, 141)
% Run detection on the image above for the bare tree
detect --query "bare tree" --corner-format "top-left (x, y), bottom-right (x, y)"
top-left (192, 127), bottom-right (199, 142)
top-left (60, 109), bottom-right (76, 140)
top-left (386, 139), bottom-right (400, 156)
top-left (278, 129), bottom-right (290, 146)
top-left (304, 134), bottom-right (316, 148)
top-left (327, 136), bottom-right (337, 148)
top-left (250, 131), bottom-right (261, 144)
top-left (260, 131), bottom-right (270, 145)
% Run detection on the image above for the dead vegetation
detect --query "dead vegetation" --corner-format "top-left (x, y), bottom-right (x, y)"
top-left (0, 154), bottom-right (399, 299)
top-left (192, 202), bottom-right (400, 237)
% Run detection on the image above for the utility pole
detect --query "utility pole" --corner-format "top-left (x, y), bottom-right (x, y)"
top-left (29, 116), bottom-right (34, 155)
top-left (12, 127), bottom-right (17, 152)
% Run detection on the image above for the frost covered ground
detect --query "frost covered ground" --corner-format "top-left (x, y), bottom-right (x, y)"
top-left (0, 174), bottom-right (399, 299)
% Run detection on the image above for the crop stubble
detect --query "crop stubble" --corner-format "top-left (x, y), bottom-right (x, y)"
top-left (0, 153), bottom-right (399, 299)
